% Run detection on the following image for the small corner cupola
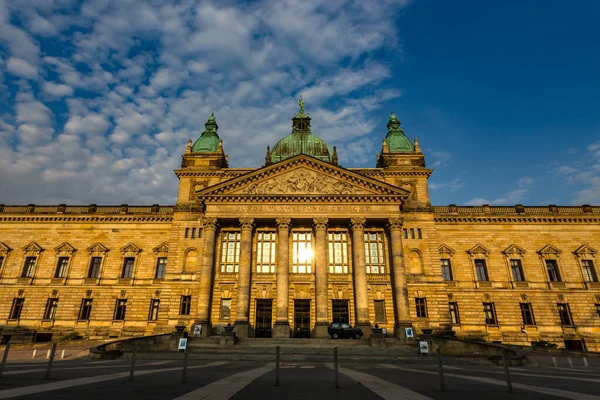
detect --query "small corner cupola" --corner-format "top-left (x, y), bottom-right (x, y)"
top-left (385, 112), bottom-right (415, 153)
top-left (192, 113), bottom-right (220, 153)
top-left (270, 97), bottom-right (333, 164)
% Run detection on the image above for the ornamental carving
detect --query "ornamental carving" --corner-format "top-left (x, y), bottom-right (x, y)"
top-left (243, 170), bottom-right (355, 195)
top-left (349, 217), bottom-right (366, 231)
top-left (201, 217), bottom-right (219, 231)
top-left (239, 217), bottom-right (255, 230)
top-left (387, 217), bottom-right (404, 231)
top-left (396, 179), bottom-right (416, 201)
top-left (276, 217), bottom-right (292, 231)
top-left (313, 217), bottom-right (328, 231)
top-left (189, 179), bottom-right (210, 200)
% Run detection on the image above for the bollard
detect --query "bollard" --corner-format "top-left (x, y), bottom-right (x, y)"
top-left (0, 342), bottom-right (11, 379)
top-left (46, 349), bottom-right (51, 359)
top-left (181, 346), bottom-right (190, 383)
top-left (129, 342), bottom-right (137, 382)
top-left (45, 342), bottom-right (57, 380)
top-left (568, 357), bottom-right (573, 368)
top-left (436, 348), bottom-right (446, 392)
top-left (502, 349), bottom-right (513, 393)
top-left (275, 346), bottom-right (280, 387)
top-left (32, 349), bottom-right (37, 359)
top-left (583, 357), bottom-right (588, 368)
top-left (60, 350), bottom-right (65, 360)
top-left (552, 357), bottom-right (557, 367)
top-left (333, 347), bottom-right (339, 388)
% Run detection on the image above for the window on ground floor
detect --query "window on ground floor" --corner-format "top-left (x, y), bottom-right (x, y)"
top-left (220, 298), bottom-right (231, 320)
top-left (79, 298), bottom-right (92, 320)
top-left (449, 302), bottom-right (460, 324)
top-left (9, 298), bottom-right (24, 319)
top-left (43, 298), bottom-right (58, 320)
top-left (557, 303), bottom-right (573, 326)
top-left (415, 298), bottom-right (428, 318)
top-left (364, 232), bottom-right (385, 274)
top-left (483, 302), bottom-right (497, 325)
top-left (180, 295), bottom-right (191, 315)
top-left (520, 302), bottom-right (536, 325)
top-left (220, 231), bottom-right (241, 273)
top-left (114, 299), bottom-right (127, 321)
top-left (257, 232), bottom-right (276, 273)
top-left (292, 232), bottom-right (312, 274)
top-left (328, 232), bottom-right (349, 274)
top-left (374, 300), bottom-right (386, 322)
top-left (148, 299), bottom-right (160, 321)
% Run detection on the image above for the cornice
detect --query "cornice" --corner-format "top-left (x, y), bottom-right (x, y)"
top-left (201, 194), bottom-right (405, 203)
top-left (434, 216), bottom-right (600, 224)
top-left (0, 216), bottom-right (173, 223)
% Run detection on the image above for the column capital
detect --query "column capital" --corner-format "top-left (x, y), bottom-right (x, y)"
top-left (239, 217), bottom-right (255, 231)
top-left (387, 217), bottom-right (404, 231)
top-left (201, 217), bottom-right (219, 231)
top-left (313, 217), bottom-right (329, 231)
top-left (276, 217), bottom-right (292, 231)
top-left (349, 217), bottom-right (366, 231)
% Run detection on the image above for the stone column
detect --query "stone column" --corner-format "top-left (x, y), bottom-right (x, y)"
top-left (273, 217), bottom-right (291, 338)
top-left (313, 217), bottom-right (329, 338)
top-left (387, 217), bottom-right (412, 338)
top-left (350, 217), bottom-right (371, 336)
top-left (234, 217), bottom-right (254, 338)
top-left (196, 217), bottom-right (219, 337)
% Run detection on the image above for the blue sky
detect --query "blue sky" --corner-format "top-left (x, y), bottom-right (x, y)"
top-left (0, 0), bottom-right (598, 206)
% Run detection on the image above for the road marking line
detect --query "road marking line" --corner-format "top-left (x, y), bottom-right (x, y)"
top-left (325, 363), bottom-right (433, 400)
top-left (442, 365), bottom-right (600, 383)
top-left (172, 362), bottom-right (274, 400)
top-left (380, 364), bottom-right (599, 400)
top-left (2, 361), bottom-right (172, 375)
top-left (0, 361), bottom-right (226, 399)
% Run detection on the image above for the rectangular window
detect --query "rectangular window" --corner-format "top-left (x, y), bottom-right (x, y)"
top-left (55, 257), bottom-right (69, 278)
top-left (546, 259), bottom-right (561, 282)
top-left (180, 295), bottom-right (191, 315)
top-left (403, 229), bottom-right (408, 239)
top-left (9, 298), bottom-right (24, 319)
top-left (415, 298), bottom-right (428, 318)
top-left (122, 257), bottom-right (135, 278)
top-left (483, 302), bottom-right (498, 325)
top-left (43, 298), bottom-right (58, 320)
top-left (21, 257), bottom-right (36, 278)
top-left (185, 228), bottom-right (189, 238)
top-left (191, 228), bottom-right (196, 239)
top-left (220, 298), bottom-right (231, 320)
top-left (328, 232), bottom-right (349, 274)
top-left (220, 231), bottom-right (241, 273)
top-left (148, 299), bottom-right (160, 321)
top-left (582, 260), bottom-right (598, 282)
top-left (417, 228), bottom-right (422, 239)
top-left (441, 259), bottom-right (453, 281)
top-left (410, 228), bottom-right (415, 239)
top-left (596, 303), bottom-right (600, 318)
top-left (155, 257), bottom-right (167, 279)
top-left (374, 300), bottom-right (386, 322)
top-left (449, 302), bottom-right (460, 324)
top-left (364, 232), bottom-right (385, 274)
top-left (197, 229), bottom-right (202, 238)
top-left (256, 232), bottom-right (276, 273)
top-left (79, 299), bottom-right (93, 320)
top-left (510, 259), bottom-right (525, 282)
top-left (557, 303), bottom-right (573, 326)
top-left (292, 232), bottom-right (312, 274)
top-left (520, 303), bottom-right (536, 325)
top-left (114, 299), bottom-right (127, 320)
top-left (475, 259), bottom-right (489, 281)
top-left (88, 257), bottom-right (102, 278)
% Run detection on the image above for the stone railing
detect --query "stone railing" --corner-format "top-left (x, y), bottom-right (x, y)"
top-left (434, 204), bottom-right (599, 216)
top-left (0, 204), bottom-right (174, 215)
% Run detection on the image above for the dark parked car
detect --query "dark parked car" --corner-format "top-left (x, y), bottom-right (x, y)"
top-left (328, 322), bottom-right (363, 339)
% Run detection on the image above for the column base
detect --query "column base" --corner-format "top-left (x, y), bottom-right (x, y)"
top-left (313, 322), bottom-right (330, 338)
top-left (193, 320), bottom-right (211, 338)
top-left (233, 321), bottom-right (250, 338)
top-left (272, 322), bottom-right (290, 338)
top-left (395, 321), bottom-right (414, 339)
top-left (356, 323), bottom-right (372, 339)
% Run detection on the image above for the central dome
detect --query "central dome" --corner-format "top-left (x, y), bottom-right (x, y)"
top-left (270, 98), bottom-right (333, 163)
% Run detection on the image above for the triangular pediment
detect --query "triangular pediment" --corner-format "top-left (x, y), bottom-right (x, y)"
top-left (120, 242), bottom-right (142, 255)
top-left (87, 242), bottom-right (109, 255)
top-left (22, 242), bottom-right (43, 253)
top-left (196, 154), bottom-right (410, 200)
top-left (0, 242), bottom-right (12, 255)
top-left (467, 243), bottom-right (490, 256)
top-left (153, 242), bottom-right (169, 254)
top-left (438, 244), bottom-right (455, 256)
top-left (54, 242), bottom-right (77, 255)
top-left (538, 244), bottom-right (561, 255)
top-left (502, 244), bottom-right (526, 256)
top-left (573, 244), bottom-right (597, 257)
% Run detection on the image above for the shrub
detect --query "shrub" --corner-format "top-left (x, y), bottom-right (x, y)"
top-left (531, 339), bottom-right (557, 348)
top-left (60, 332), bottom-right (84, 341)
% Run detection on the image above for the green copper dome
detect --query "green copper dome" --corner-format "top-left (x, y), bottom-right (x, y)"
top-left (270, 98), bottom-right (333, 163)
top-left (385, 112), bottom-right (415, 153)
top-left (192, 113), bottom-right (220, 153)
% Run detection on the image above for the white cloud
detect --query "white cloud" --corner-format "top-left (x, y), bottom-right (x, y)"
top-left (465, 177), bottom-right (534, 206)
top-left (6, 57), bottom-right (38, 79)
top-left (429, 178), bottom-right (464, 192)
top-left (43, 81), bottom-right (73, 97)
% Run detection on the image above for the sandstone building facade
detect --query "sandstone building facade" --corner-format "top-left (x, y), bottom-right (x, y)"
top-left (0, 101), bottom-right (599, 350)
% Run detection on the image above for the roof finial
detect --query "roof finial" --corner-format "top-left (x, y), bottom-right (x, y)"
top-left (265, 146), bottom-right (271, 166)
top-left (332, 146), bottom-right (338, 165)
top-left (299, 96), bottom-right (304, 114)
top-left (186, 139), bottom-right (192, 154)
top-left (382, 138), bottom-right (389, 153)
top-left (414, 138), bottom-right (421, 153)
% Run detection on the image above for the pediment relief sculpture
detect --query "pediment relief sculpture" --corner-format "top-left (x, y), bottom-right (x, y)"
top-left (502, 244), bottom-right (526, 257)
top-left (241, 169), bottom-right (358, 195)
top-left (467, 243), bottom-right (490, 256)
top-left (538, 244), bottom-right (561, 256)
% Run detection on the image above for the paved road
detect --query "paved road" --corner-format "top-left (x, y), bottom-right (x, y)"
top-left (0, 356), bottom-right (598, 399)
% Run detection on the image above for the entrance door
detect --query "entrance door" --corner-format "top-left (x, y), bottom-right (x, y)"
top-left (294, 299), bottom-right (311, 338)
top-left (255, 299), bottom-right (273, 338)
top-left (332, 300), bottom-right (349, 323)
